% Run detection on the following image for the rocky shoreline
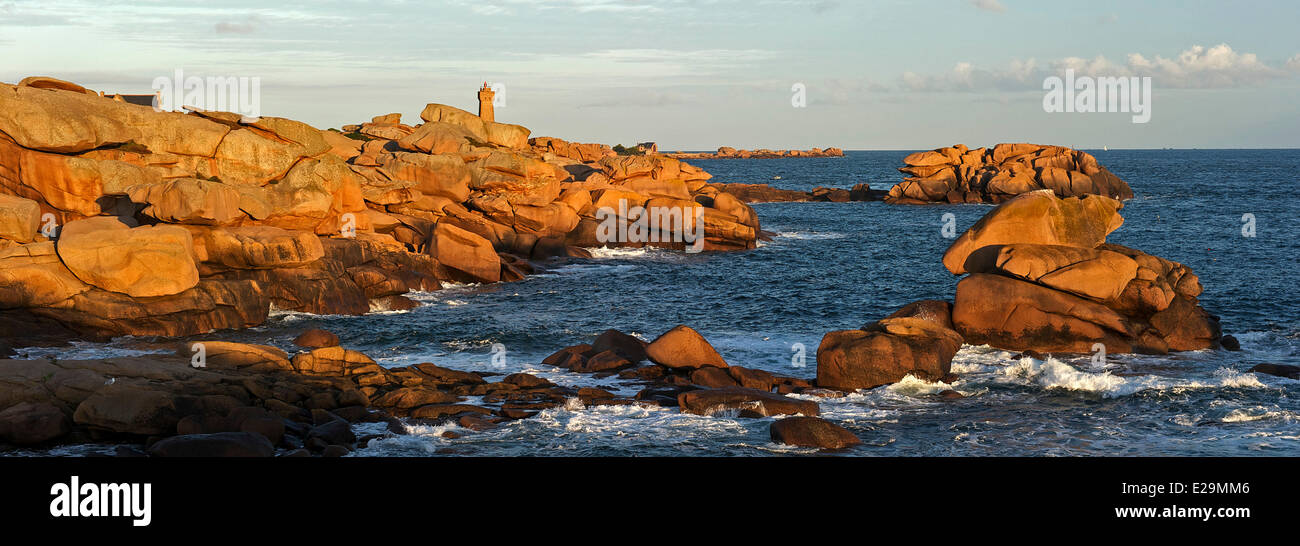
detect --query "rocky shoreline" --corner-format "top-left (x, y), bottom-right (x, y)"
top-left (0, 323), bottom-right (857, 454)
top-left (0, 77), bottom-right (1272, 457)
top-left (1, 187), bottom-right (1254, 456)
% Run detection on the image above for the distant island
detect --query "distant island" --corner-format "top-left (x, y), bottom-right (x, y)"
top-left (665, 147), bottom-right (844, 159)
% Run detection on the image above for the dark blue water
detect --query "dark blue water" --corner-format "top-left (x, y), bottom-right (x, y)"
top-left (25, 150), bottom-right (1300, 456)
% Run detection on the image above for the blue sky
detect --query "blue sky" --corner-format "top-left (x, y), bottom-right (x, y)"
top-left (2, 0), bottom-right (1298, 149)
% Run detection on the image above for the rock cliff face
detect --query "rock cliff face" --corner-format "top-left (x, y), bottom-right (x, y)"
top-left (885, 143), bottom-right (1133, 204)
top-left (0, 77), bottom-right (761, 343)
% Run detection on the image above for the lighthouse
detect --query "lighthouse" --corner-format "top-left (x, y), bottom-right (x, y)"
top-left (477, 82), bottom-right (495, 122)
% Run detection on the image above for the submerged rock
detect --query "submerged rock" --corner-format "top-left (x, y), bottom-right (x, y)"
top-left (678, 387), bottom-right (819, 417)
top-left (769, 416), bottom-right (861, 449)
top-left (1249, 364), bottom-right (1300, 380)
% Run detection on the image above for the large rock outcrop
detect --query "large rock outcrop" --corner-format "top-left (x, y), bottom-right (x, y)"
top-left (947, 191), bottom-right (1219, 354)
top-left (810, 191), bottom-right (1217, 394)
top-left (886, 143), bottom-right (1133, 204)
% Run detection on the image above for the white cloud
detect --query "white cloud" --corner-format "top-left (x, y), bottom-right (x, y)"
top-left (1059, 44), bottom-right (1285, 88)
top-left (1284, 53), bottom-right (1300, 73)
top-left (902, 44), bottom-right (1297, 92)
top-left (0, 1), bottom-right (78, 26)
top-left (901, 58), bottom-right (1039, 92)
top-left (471, 5), bottom-right (511, 15)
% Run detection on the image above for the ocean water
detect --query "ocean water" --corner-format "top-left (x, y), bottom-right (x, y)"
top-left (15, 150), bottom-right (1300, 456)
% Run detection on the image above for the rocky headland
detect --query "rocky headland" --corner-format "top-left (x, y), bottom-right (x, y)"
top-left (0, 76), bottom-right (762, 345)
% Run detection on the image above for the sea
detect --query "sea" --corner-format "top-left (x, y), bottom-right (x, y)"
top-left (13, 150), bottom-right (1300, 457)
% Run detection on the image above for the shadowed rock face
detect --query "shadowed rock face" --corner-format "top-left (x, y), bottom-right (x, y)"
top-left (0, 78), bottom-right (761, 344)
top-left (886, 143), bottom-right (1134, 204)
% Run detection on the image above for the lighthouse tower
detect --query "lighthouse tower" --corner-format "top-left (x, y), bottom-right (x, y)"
top-left (477, 82), bottom-right (495, 122)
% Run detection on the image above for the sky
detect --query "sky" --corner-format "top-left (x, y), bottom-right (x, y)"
top-left (1, 0), bottom-right (1299, 150)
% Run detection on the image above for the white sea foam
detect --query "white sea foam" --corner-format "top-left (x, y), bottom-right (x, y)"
top-left (1221, 407), bottom-right (1295, 423)
top-left (950, 361), bottom-right (994, 374)
top-left (885, 374), bottom-right (956, 396)
top-left (435, 281), bottom-right (482, 290)
top-left (519, 399), bottom-right (752, 445)
top-left (993, 356), bottom-right (1267, 397)
top-left (266, 306), bottom-right (352, 320)
top-left (367, 301), bottom-right (414, 314)
top-left (584, 246), bottom-right (654, 259)
top-left (774, 231), bottom-right (846, 240)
